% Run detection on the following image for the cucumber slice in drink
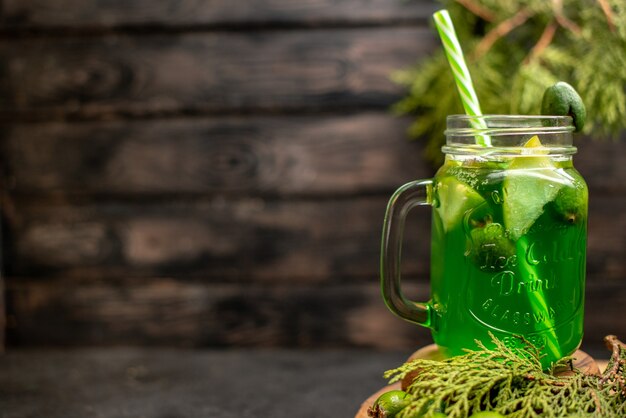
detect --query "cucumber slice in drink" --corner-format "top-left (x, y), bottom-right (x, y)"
top-left (503, 136), bottom-right (565, 240)
top-left (435, 176), bottom-right (485, 232)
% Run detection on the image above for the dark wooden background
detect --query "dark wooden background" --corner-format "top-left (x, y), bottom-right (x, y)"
top-left (0, 0), bottom-right (624, 354)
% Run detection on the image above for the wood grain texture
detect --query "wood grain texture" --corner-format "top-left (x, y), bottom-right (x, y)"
top-left (0, 195), bottom-right (5, 350)
top-left (4, 196), bottom-right (624, 282)
top-left (0, 275), bottom-right (4, 351)
top-left (0, 0), bottom-right (623, 353)
top-left (1, 114), bottom-right (427, 196)
top-left (3, 196), bottom-right (429, 281)
top-left (0, 27), bottom-right (436, 120)
top-left (6, 277), bottom-right (625, 350)
top-left (6, 279), bottom-right (428, 349)
top-left (574, 139), bottom-right (626, 193)
top-left (2, 120), bottom-right (625, 196)
top-left (586, 195), bottom-right (626, 284)
top-left (0, 0), bottom-right (438, 29)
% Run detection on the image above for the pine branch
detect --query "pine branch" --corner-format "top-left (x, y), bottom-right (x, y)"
top-left (552, 0), bottom-right (582, 35)
top-left (474, 8), bottom-right (532, 59)
top-left (524, 20), bottom-right (557, 64)
top-left (454, 0), bottom-right (495, 21)
top-left (383, 334), bottom-right (626, 418)
top-left (597, 0), bottom-right (616, 32)
top-left (393, 0), bottom-right (626, 162)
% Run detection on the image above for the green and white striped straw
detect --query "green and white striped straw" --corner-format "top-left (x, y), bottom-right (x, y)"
top-left (433, 10), bottom-right (563, 365)
top-left (433, 9), bottom-right (491, 146)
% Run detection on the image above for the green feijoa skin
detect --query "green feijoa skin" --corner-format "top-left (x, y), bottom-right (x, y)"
top-left (502, 135), bottom-right (563, 240)
top-left (552, 185), bottom-right (588, 224)
top-left (468, 223), bottom-right (516, 272)
top-left (368, 390), bottom-right (410, 417)
top-left (541, 81), bottom-right (586, 132)
top-left (468, 412), bottom-right (505, 418)
top-left (432, 413), bottom-right (448, 418)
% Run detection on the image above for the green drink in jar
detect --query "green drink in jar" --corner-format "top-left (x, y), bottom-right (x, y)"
top-left (380, 115), bottom-right (587, 369)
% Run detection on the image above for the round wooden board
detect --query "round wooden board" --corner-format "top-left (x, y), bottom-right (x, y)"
top-left (354, 345), bottom-right (600, 418)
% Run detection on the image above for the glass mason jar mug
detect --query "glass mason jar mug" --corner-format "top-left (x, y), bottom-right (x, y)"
top-left (381, 115), bottom-right (588, 369)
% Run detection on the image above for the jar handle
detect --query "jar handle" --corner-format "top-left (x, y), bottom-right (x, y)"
top-left (380, 179), bottom-right (433, 328)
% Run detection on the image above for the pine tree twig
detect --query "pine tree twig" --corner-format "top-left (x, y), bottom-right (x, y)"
top-left (383, 334), bottom-right (626, 417)
top-left (473, 8), bottom-right (533, 59)
top-left (523, 374), bottom-right (566, 386)
top-left (590, 389), bottom-right (602, 414)
top-left (600, 335), bottom-right (625, 383)
top-left (552, 0), bottom-right (582, 35)
top-left (597, 0), bottom-right (616, 32)
top-left (554, 14), bottom-right (581, 35)
top-left (600, 335), bottom-right (626, 398)
top-left (454, 0), bottom-right (495, 22)
top-left (524, 20), bottom-right (558, 64)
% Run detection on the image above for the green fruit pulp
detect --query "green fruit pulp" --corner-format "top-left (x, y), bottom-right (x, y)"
top-left (430, 155), bottom-right (587, 369)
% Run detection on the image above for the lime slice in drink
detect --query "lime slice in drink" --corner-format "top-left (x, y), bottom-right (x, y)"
top-left (435, 176), bottom-right (485, 232)
top-left (503, 136), bottom-right (565, 240)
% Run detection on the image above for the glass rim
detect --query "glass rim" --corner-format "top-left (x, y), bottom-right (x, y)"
top-left (445, 114), bottom-right (574, 134)
top-left (444, 114), bottom-right (576, 156)
top-left (447, 114), bottom-right (573, 121)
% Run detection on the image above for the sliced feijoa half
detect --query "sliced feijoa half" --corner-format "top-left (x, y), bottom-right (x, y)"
top-left (502, 136), bottom-right (566, 240)
top-left (435, 176), bottom-right (485, 232)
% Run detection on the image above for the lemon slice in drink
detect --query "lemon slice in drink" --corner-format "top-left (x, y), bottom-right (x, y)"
top-left (502, 136), bottom-right (564, 240)
top-left (435, 176), bottom-right (485, 232)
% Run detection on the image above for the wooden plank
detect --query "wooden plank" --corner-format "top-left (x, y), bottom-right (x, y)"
top-left (575, 138), bottom-right (626, 194)
top-left (4, 195), bottom-right (625, 282)
top-left (0, 200), bottom-right (5, 351)
top-left (6, 277), bottom-right (624, 351)
top-left (0, 273), bottom-right (4, 352)
top-left (6, 279), bottom-right (428, 349)
top-left (583, 282), bottom-right (626, 350)
top-left (4, 196), bottom-right (430, 281)
top-left (0, 27), bottom-right (436, 120)
top-left (586, 196), bottom-right (626, 285)
top-left (1, 114), bottom-right (428, 196)
top-left (0, 0), bottom-right (438, 29)
top-left (2, 117), bottom-right (625, 196)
